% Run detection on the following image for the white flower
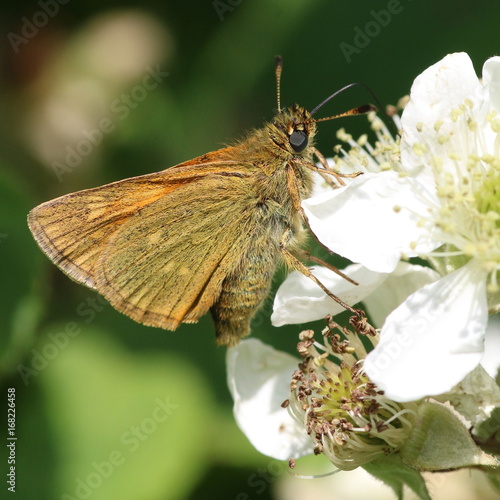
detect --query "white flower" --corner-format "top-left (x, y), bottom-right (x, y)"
top-left (284, 328), bottom-right (418, 471)
top-left (298, 52), bottom-right (500, 402)
top-left (227, 326), bottom-right (421, 471)
top-left (226, 328), bottom-right (498, 486)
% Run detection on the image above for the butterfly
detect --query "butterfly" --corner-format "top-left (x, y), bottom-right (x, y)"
top-left (28, 56), bottom-right (373, 346)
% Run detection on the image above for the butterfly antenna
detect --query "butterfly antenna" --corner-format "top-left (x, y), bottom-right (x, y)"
top-left (314, 103), bottom-right (377, 123)
top-left (275, 55), bottom-right (283, 113)
top-left (311, 82), bottom-right (398, 135)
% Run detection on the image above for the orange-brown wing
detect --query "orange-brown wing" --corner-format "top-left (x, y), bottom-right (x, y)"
top-left (28, 149), bottom-right (257, 329)
top-left (27, 147), bottom-right (245, 288)
top-left (93, 173), bottom-right (257, 329)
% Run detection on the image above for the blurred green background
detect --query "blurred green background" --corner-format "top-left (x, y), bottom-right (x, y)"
top-left (1, 1), bottom-right (500, 499)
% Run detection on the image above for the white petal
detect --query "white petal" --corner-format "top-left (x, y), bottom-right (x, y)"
top-left (480, 317), bottom-right (500, 379)
top-left (271, 264), bottom-right (386, 326)
top-left (364, 261), bottom-right (488, 402)
top-left (226, 339), bottom-right (313, 460)
top-left (363, 262), bottom-right (440, 328)
top-left (482, 56), bottom-right (500, 113)
top-left (401, 53), bottom-right (482, 174)
top-left (303, 171), bottom-right (439, 273)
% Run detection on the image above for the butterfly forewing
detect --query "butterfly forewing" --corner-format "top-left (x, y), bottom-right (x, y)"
top-left (28, 151), bottom-right (258, 329)
top-left (28, 174), bottom-right (175, 288)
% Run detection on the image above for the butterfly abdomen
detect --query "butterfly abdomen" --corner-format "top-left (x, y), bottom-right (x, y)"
top-left (210, 224), bottom-right (281, 346)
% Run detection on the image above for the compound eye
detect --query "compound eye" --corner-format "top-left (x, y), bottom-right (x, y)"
top-left (289, 130), bottom-right (308, 152)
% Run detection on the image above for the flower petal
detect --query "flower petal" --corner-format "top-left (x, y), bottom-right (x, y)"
top-left (271, 264), bottom-right (385, 326)
top-left (363, 262), bottom-right (440, 328)
top-left (226, 339), bottom-right (313, 460)
top-left (482, 56), bottom-right (500, 113)
top-left (364, 260), bottom-right (488, 402)
top-left (480, 317), bottom-right (500, 379)
top-left (401, 53), bottom-right (482, 174)
top-left (303, 171), bottom-right (439, 273)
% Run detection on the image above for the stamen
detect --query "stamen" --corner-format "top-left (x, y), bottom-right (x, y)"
top-left (288, 317), bottom-right (419, 470)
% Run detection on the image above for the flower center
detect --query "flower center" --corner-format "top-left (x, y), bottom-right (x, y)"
top-left (476, 167), bottom-right (500, 218)
top-left (289, 326), bottom-right (418, 470)
top-left (413, 102), bottom-right (500, 293)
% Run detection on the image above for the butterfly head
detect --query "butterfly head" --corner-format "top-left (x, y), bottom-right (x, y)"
top-left (271, 103), bottom-right (317, 156)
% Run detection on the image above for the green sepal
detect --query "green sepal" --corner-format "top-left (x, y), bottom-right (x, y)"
top-left (363, 455), bottom-right (431, 500)
top-left (401, 401), bottom-right (499, 471)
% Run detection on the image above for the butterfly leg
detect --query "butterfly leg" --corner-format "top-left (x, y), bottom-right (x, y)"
top-left (308, 147), bottom-right (363, 187)
top-left (292, 247), bottom-right (358, 286)
top-left (310, 147), bottom-right (345, 188)
top-left (279, 233), bottom-right (359, 315)
top-left (286, 162), bottom-right (361, 285)
top-left (284, 164), bottom-right (361, 315)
